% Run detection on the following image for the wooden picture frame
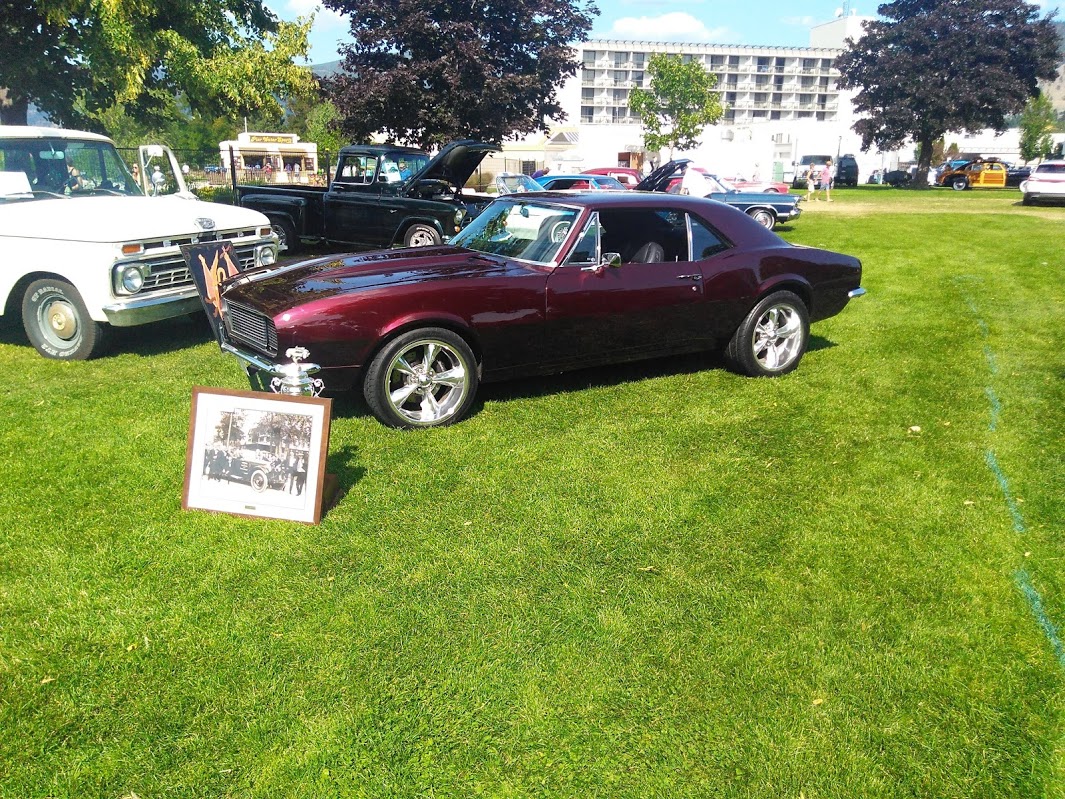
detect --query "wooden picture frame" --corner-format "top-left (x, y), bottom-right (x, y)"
top-left (183, 387), bottom-right (332, 524)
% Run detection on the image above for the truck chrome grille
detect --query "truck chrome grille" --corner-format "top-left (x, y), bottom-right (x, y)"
top-left (132, 235), bottom-right (262, 294)
top-left (224, 301), bottom-right (278, 356)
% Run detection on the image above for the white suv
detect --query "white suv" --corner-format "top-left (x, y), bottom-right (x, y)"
top-left (1020, 161), bottom-right (1065, 205)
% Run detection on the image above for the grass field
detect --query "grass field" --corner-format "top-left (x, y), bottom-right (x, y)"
top-left (1, 186), bottom-right (1063, 797)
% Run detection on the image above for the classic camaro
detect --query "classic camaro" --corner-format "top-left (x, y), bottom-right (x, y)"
top-left (217, 192), bottom-right (865, 428)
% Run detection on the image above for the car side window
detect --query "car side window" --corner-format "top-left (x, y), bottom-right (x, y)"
top-left (688, 215), bottom-right (731, 260)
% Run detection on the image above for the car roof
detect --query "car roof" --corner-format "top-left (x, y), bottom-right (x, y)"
top-left (0, 125), bottom-right (113, 143)
top-left (338, 143), bottom-right (428, 156)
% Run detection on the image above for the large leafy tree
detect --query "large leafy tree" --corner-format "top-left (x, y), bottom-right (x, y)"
top-left (836, 0), bottom-right (1060, 184)
top-left (1019, 93), bottom-right (1057, 161)
top-left (628, 53), bottom-right (724, 160)
top-left (0, 0), bottom-right (315, 129)
top-left (322, 0), bottom-right (597, 149)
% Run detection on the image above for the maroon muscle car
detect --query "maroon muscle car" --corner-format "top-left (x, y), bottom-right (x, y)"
top-left (218, 192), bottom-right (865, 428)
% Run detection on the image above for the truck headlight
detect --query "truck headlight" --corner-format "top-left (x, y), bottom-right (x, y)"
top-left (120, 265), bottom-right (144, 293)
top-left (257, 244), bottom-right (277, 266)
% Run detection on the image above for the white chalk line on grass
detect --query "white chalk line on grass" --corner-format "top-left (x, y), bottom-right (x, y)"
top-left (963, 289), bottom-right (1064, 671)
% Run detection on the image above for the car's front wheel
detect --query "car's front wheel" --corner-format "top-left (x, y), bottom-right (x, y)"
top-left (403, 224), bottom-right (442, 247)
top-left (725, 290), bottom-right (810, 377)
top-left (22, 278), bottom-right (109, 360)
top-left (951, 177), bottom-right (969, 191)
top-left (363, 327), bottom-right (479, 429)
top-left (748, 208), bottom-right (776, 229)
top-left (272, 219), bottom-right (298, 253)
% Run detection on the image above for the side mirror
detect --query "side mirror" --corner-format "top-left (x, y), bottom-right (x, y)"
top-left (602, 252), bottom-right (621, 267)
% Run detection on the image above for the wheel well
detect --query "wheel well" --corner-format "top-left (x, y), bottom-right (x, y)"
top-left (4, 271), bottom-right (67, 322)
top-left (360, 320), bottom-right (483, 385)
top-left (761, 281), bottom-right (812, 314)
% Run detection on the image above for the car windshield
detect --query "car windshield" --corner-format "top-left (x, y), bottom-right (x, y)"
top-left (0, 138), bottom-right (143, 202)
top-left (1036, 163), bottom-right (1065, 174)
top-left (451, 199), bottom-right (581, 264)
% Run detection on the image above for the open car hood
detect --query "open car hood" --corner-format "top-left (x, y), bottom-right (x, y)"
top-left (408, 140), bottom-right (501, 189)
top-left (635, 159), bottom-right (692, 193)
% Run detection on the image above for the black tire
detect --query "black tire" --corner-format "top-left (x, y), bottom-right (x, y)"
top-left (403, 224), bottom-right (442, 247)
top-left (748, 208), bottom-right (776, 230)
top-left (272, 219), bottom-right (299, 254)
top-left (250, 469), bottom-right (269, 493)
top-left (1021, 194), bottom-right (1033, 206)
top-left (22, 278), bottom-right (109, 360)
top-left (363, 327), bottom-right (478, 429)
top-left (951, 177), bottom-right (969, 191)
top-left (725, 290), bottom-right (810, 377)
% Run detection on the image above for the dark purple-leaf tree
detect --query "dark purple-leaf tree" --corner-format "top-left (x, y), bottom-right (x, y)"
top-left (835, 0), bottom-right (1059, 185)
top-left (322, 0), bottom-right (598, 148)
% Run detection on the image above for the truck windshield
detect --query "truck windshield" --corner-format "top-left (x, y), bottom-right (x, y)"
top-left (0, 138), bottom-right (144, 201)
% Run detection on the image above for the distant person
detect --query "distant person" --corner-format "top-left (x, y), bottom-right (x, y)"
top-left (181, 163), bottom-right (190, 176)
top-left (806, 164), bottom-right (824, 201)
top-left (823, 158), bottom-right (834, 202)
top-left (130, 163), bottom-right (140, 188)
top-left (531, 166), bottom-right (550, 179)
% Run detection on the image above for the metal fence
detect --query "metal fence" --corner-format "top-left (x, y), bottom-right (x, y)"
top-left (117, 147), bottom-right (541, 195)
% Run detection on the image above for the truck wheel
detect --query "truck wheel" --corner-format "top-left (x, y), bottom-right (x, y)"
top-left (22, 278), bottom-right (109, 360)
top-left (403, 224), bottom-right (441, 247)
top-left (272, 219), bottom-right (299, 254)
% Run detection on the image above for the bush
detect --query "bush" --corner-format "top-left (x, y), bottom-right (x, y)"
top-left (191, 185), bottom-right (236, 205)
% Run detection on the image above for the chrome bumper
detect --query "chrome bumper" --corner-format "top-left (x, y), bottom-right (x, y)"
top-left (221, 341), bottom-right (282, 374)
top-left (848, 287), bottom-right (867, 299)
top-left (102, 288), bottom-right (203, 327)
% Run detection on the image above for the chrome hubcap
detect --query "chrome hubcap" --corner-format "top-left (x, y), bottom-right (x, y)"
top-left (752, 304), bottom-right (802, 370)
top-left (387, 339), bottom-right (468, 424)
top-left (44, 300), bottom-right (78, 341)
top-left (408, 229), bottom-right (436, 247)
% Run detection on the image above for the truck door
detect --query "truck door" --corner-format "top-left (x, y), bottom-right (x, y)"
top-left (324, 154), bottom-right (389, 247)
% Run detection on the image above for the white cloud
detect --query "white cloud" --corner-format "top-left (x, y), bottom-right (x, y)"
top-left (601, 12), bottom-right (736, 42)
top-left (273, 0), bottom-right (346, 29)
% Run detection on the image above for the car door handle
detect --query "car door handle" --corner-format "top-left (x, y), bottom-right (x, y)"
top-left (676, 273), bottom-right (702, 280)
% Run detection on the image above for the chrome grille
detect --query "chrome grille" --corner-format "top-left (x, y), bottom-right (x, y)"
top-left (225, 301), bottom-right (278, 356)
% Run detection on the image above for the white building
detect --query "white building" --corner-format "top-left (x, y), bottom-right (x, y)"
top-left (491, 10), bottom-right (1034, 182)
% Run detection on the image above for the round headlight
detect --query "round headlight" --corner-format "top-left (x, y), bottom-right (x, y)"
top-left (454, 208), bottom-right (465, 224)
top-left (259, 245), bottom-right (277, 266)
top-left (121, 266), bottom-right (144, 293)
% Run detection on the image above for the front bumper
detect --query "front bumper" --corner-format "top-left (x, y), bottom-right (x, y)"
top-left (102, 287), bottom-right (203, 327)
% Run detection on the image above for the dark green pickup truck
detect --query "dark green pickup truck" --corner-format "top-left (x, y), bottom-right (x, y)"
top-left (237, 140), bottom-right (499, 253)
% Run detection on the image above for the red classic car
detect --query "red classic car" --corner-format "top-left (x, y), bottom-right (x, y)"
top-left (218, 192), bottom-right (865, 428)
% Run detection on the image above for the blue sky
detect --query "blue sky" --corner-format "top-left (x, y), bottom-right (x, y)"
top-left (270, 0), bottom-right (1063, 65)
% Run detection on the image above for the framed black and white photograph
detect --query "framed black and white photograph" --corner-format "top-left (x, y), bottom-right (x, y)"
top-left (183, 387), bottom-right (332, 524)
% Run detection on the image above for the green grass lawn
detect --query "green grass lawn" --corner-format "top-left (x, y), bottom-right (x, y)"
top-left (1, 186), bottom-right (1063, 797)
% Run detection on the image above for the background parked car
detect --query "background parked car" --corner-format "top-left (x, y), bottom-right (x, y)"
top-left (720, 175), bottom-right (791, 193)
top-left (835, 155), bottom-right (860, 187)
top-left (1006, 164), bottom-right (1032, 187)
top-left (1020, 160), bottom-right (1065, 205)
top-left (538, 175), bottom-right (628, 191)
top-left (581, 167), bottom-right (643, 188)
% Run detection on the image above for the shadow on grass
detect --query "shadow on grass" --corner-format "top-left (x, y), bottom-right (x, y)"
top-left (323, 444), bottom-right (367, 512)
top-left (0, 313), bottom-right (214, 359)
top-left (323, 334), bottom-right (837, 424)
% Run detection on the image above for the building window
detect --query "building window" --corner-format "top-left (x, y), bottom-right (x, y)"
top-left (710, 55), bottom-right (724, 68)
top-left (581, 106), bottom-right (594, 123)
top-left (728, 56), bottom-right (740, 68)
top-left (613, 70), bottom-right (626, 83)
top-left (614, 52), bottom-right (629, 67)
top-left (631, 70), bottom-right (644, 86)
top-left (582, 87), bottom-right (594, 101)
top-left (613, 88), bottom-right (627, 104)
top-left (771, 110), bottom-right (782, 120)
top-left (633, 52), bottom-right (645, 67)
top-left (611, 107), bottom-right (628, 122)
top-left (583, 50), bottom-right (597, 68)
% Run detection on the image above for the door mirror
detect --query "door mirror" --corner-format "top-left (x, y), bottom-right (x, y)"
top-left (601, 252), bottom-right (621, 267)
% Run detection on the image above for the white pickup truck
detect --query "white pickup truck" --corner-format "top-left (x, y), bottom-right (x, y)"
top-left (0, 126), bottom-right (278, 359)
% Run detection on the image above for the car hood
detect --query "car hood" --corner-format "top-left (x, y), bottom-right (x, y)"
top-left (223, 245), bottom-right (514, 316)
top-left (408, 140), bottom-right (501, 189)
top-left (0, 194), bottom-right (267, 242)
top-left (635, 158), bottom-right (692, 193)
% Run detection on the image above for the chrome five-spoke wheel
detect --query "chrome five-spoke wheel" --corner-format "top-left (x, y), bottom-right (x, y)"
top-left (364, 328), bottom-right (479, 428)
top-left (725, 290), bottom-right (810, 377)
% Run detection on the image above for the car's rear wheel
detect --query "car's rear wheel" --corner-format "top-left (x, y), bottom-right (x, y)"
top-left (403, 224), bottom-right (442, 247)
top-left (22, 278), bottom-right (109, 360)
top-left (748, 208), bottom-right (776, 229)
top-left (363, 327), bottom-right (478, 429)
top-left (951, 177), bottom-right (969, 191)
top-left (725, 290), bottom-right (809, 377)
